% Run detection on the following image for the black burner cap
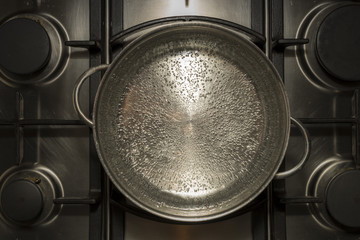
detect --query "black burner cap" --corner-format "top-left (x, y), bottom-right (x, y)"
top-left (316, 5), bottom-right (360, 81)
top-left (326, 170), bottom-right (360, 229)
top-left (0, 18), bottom-right (51, 75)
top-left (1, 179), bottom-right (43, 222)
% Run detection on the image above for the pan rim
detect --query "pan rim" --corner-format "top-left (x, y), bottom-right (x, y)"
top-left (92, 22), bottom-right (290, 222)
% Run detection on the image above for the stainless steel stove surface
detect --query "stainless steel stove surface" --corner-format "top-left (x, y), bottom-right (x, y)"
top-left (0, 0), bottom-right (359, 240)
top-left (284, 1), bottom-right (360, 239)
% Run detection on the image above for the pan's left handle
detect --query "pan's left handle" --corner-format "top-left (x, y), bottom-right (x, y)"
top-left (275, 117), bottom-right (311, 179)
top-left (73, 64), bottom-right (109, 128)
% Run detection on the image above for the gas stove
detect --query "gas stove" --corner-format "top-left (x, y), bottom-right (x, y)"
top-left (0, 0), bottom-right (359, 239)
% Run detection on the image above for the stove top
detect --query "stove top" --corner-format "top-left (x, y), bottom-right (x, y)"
top-left (0, 0), bottom-right (359, 239)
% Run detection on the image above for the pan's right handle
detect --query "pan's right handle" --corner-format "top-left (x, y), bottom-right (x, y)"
top-left (73, 64), bottom-right (109, 128)
top-left (275, 117), bottom-right (311, 179)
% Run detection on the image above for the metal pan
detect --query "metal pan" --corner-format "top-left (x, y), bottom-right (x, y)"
top-left (74, 22), bottom-right (310, 222)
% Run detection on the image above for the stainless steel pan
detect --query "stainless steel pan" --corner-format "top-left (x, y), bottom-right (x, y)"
top-left (74, 22), bottom-right (309, 222)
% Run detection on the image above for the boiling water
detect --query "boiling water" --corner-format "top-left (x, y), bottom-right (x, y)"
top-left (115, 49), bottom-right (264, 201)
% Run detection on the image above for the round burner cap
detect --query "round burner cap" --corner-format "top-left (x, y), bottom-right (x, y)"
top-left (1, 179), bottom-right (43, 222)
top-left (0, 18), bottom-right (51, 75)
top-left (316, 5), bottom-right (360, 81)
top-left (326, 169), bottom-right (360, 229)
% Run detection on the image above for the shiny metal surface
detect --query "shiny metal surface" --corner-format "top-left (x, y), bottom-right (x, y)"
top-left (0, 0), bottom-right (91, 239)
top-left (0, 126), bottom-right (91, 239)
top-left (0, 164), bottom-right (64, 226)
top-left (0, 2), bottom-right (91, 121)
top-left (284, 0), bottom-right (359, 239)
top-left (2, 0), bottom-right (358, 239)
top-left (125, 212), bottom-right (252, 240)
top-left (122, 0), bottom-right (250, 30)
top-left (295, 2), bottom-right (360, 90)
top-left (306, 158), bottom-right (354, 230)
top-left (275, 117), bottom-right (310, 179)
top-left (0, 13), bottom-right (70, 87)
top-left (74, 64), bottom-right (109, 127)
top-left (90, 23), bottom-right (290, 221)
top-left (284, 124), bottom-right (357, 239)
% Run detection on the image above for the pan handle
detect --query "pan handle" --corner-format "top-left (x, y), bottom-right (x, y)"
top-left (275, 117), bottom-right (311, 179)
top-left (73, 64), bottom-right (109, 128)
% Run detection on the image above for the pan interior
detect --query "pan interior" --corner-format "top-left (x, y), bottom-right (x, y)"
top-left (94, 24), bottom-right (289, 221)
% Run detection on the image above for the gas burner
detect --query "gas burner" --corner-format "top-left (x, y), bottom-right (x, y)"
top-left (0, 13), bottom-right (70, 87)
top-left (326, 169), bottom-right (360, 230)
top-left (0, 18), bottom-right (51, 75)
top-left (296, 2), bottom-right (360, 90)
top-left (1, 179), bottom-right (44, 223)
top-left (315, 6), bottom-right (360, 82)
top-left (306, 158), bottom-right (359, 231)
top-left (0, 164), bottom-right (63, 226)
